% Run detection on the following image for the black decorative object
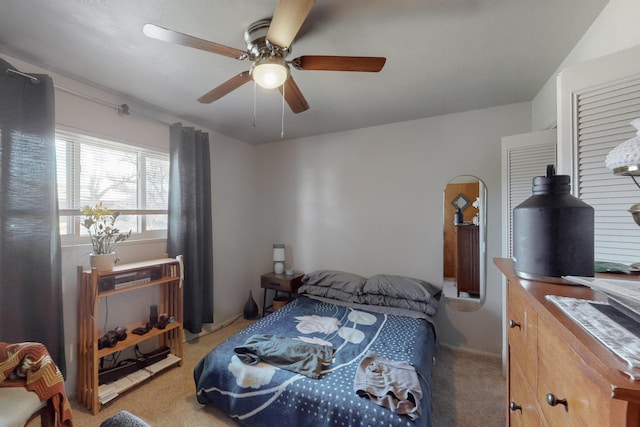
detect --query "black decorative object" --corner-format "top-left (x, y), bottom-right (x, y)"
top-left (454, 207), bottom-right (464, 225)
top-left (243, 290), bottom-right (260, 319)
top-left (513, 165), bottom-right (594, 283)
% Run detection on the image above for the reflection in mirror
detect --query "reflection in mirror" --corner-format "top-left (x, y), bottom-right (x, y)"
top-left (442, 175), bottom-right (486, 311)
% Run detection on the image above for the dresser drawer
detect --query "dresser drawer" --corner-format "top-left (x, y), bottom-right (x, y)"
top-left (509, 359), bottom-right (546, 427)
top-left (537, 318), bottom-right (611, 427)
top-left (507, 283), bottom-right (538, 387)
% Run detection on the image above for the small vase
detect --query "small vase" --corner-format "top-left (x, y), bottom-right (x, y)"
top-left (89, 252), bottom-right (117, 272)
top-left (243, 290), bottom-right (260, 319)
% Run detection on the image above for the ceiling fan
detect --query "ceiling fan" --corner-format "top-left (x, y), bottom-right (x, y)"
top-left (142, 0), bottom-right (386, 114)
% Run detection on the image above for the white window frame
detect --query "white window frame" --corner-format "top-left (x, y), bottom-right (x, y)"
top-left (56, 130), bottom-right (169, 247)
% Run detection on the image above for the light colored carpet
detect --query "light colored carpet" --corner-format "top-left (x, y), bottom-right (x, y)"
top-left (68, 317), bottom-right (505, 427)
top-left (431, 346), bottom-right (505, 427)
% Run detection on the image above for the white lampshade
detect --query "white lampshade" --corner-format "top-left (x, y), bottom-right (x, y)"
top-left (273, 244), bottom-right (285, 274)
top-left (605, 118), bottom-right (640, 173)
top-left (605, 118), bottom-right (640, 228)
top-left (273, 244), bottom-right (285, 262)
top-left (252, 57), bottom-right (289, 89)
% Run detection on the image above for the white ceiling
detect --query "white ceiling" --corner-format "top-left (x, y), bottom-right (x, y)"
top-left (0, 0), bottom-right (608, 144)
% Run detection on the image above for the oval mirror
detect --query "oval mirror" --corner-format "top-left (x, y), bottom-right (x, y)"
top-left (442, 175), bottom-right (487, 311)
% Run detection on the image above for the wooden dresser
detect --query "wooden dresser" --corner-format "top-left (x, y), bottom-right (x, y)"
top-left (456, 224), bottom-right (479, 296)
top-left (495, 258), bottom-right (640, 426)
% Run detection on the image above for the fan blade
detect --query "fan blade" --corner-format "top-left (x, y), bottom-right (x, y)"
top-left (143, 23), bottom-right (248, 60)
top-left (279, 77), bottom-right (309, 114)
top-left (292, 55), bottom-right (386, 72)
top-left (197, 71), bottom-right (252, 104)
top-left (267, 0), bottom-right (316, 49)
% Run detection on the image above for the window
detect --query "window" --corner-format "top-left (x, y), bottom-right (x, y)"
top-left (55, 130), bottom-right (169, 245)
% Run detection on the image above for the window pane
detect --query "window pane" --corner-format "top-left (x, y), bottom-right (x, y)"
top-left (55, 130), bottom-right (169, 242)
top-left (146, 214), bottom-right (168, 231)
top-left (114, 214), bottom-right (137, 235)
top-left (55, 139), bottom-right (68, 209)
top-left (145, 154), bottom-right (169, 230)
top-left (146, 154), bottom-right (169, 209)
top-left (55, 139), bottom-right (70, 235)
top-left (79, 142), bottom-right (138, 210)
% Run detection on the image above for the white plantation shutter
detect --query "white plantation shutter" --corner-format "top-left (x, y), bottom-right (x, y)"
top-left (502, 130), bottom-right (557, 258)
top-left (501, 130), bottom-right (556, 371)
top-left (575, 77), bottom-right (640, 264)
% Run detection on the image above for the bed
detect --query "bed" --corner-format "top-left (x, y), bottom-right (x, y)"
top-left (194, 271), bottom-right (440, 427)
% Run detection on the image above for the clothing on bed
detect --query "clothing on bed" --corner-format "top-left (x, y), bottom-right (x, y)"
top-left (354, 351), bottom-right (422, 420)
top-left (194, 295), bottom-right (437, 427)
top-left (234, 334), bottom-right (333, 379)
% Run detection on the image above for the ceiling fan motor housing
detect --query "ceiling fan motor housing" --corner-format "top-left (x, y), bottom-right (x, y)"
top-left (245, 19), bottom-right (291, 89)
top-left (244, 19), bottom-right (290, 60)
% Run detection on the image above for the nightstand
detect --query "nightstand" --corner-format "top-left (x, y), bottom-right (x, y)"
top-left (260, 272), bottom-right (304, 316)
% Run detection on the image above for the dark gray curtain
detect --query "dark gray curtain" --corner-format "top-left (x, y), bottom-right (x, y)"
top-left (0, 59), bottom-right (66, 376)
top-left (167, 123), bottom-right (213, 333)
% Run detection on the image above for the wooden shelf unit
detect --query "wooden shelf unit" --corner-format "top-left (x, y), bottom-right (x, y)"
top-left (77, 257), bottom-right (184, 414)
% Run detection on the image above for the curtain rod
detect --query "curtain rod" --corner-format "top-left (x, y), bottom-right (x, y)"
top-left (55, 83), bottom-right (123, 112)
top-left (6, 67), bottom-right (173, 126)
top-left (53, 83), bottom-right (173, 126)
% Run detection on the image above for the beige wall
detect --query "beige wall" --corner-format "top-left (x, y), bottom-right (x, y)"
top-left (255, 103), bottom-right (532, 355)
top-left (532, 0), bottom-right (640, 130)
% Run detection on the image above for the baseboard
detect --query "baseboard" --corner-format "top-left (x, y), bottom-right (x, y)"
top-left (184, 313), bottom-right (242, 342)
top-left (439, 342), bottom-right (502, 360)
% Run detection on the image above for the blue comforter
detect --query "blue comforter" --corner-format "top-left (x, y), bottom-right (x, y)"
top-left (194, 296), bottom-right (436, 427)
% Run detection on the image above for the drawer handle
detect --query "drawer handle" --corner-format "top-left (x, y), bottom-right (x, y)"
top-left (509, 401), bottom-right (522, 412)
top-left (546, 393), bottom-right (568, 410)
top-left (508, 319), bottom-right (521, 329)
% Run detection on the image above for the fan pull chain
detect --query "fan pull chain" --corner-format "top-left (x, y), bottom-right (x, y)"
top-left (281, 82), bottom-right (285, 138)
top-left (252, 81), bottom-right (257, 128)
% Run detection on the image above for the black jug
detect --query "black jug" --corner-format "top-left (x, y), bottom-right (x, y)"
top-left (513, 165), bottom-right (594, 283)
top-left (454, 207), bottom-right (464, 225)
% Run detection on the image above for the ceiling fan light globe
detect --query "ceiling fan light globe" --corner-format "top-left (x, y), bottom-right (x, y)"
top-left (252, 61), bottom-right (289, 89)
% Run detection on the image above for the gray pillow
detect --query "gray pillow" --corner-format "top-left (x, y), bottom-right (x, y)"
top-left (301, 270), bottom-right (366, 295)
top-left (360, 294), bottom-right (439, 316)
top-left (363, 274), bottom-right (442, 302)
top-left (298, 284), bottom-right (362, 303)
